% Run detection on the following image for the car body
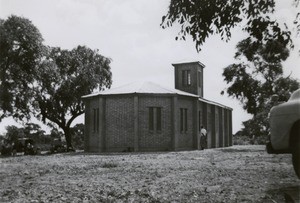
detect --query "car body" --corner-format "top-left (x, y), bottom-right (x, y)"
top-left (267, 88), bottom-right (300, 178)
top-left (268, 89), bottom-right (300, 152)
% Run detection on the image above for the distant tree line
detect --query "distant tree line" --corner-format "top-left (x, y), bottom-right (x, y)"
top-left (0, 123), bottom-right (84, 150)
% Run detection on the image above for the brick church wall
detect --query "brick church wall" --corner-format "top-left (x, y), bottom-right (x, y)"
top-left (105, 95), bottom-right (135, 152)
top-left (84, 98), bottom-right (100, 152)
top-left (177, 96), bottom-right (194, 149)
top-left (138, 95), bottom-right (172, 151)
top-left (83, 61), bottom-right (233, 152)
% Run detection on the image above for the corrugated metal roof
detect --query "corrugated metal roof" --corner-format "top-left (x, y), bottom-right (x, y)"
top-left (82, 81), bottom-right (233, 110)
top-left (198, 97), bottom-right (233, 110)
top-left (82, 81), bottom-right (199, 98)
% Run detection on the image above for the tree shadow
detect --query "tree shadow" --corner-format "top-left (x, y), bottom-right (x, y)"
top-left (266, 185), bottom-right (300, 203)
top-left (217, 147), bottom-right (264, 153)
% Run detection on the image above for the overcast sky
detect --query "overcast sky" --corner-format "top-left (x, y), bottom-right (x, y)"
top-left (0, 0), bottom-right (299, 134)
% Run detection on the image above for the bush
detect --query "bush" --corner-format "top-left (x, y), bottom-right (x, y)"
top-left (233, 133), bottom-right (268, 145)
top-left (233, 135), bottom-right (252, 145)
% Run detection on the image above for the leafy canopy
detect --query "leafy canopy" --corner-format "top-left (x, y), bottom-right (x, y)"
top-left (0, 15), bottom-right (44, 120)
top-left (222, 38), bottom-right (299, 116)
top-left (161, 0), bottom-right (298, 51)
top-left (161, 0), bottom-right (300, 139)
top-left (223, 38), bottom-right (299, 138)
top-left (35, 45), bottom-right (112, 148)
top-left (0, 15), bottom-right (113, 149)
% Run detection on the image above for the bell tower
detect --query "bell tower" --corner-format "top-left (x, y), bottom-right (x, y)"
top-left (172, 61), bottom-right (205, 97)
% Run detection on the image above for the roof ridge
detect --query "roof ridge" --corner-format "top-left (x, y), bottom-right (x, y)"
top-left (82, 80), bottom-right (199, 98)
top-left (137, 81), bottom-right (148, 93)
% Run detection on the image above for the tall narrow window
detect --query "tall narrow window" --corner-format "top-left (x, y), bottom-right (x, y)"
top-left (187, 71), bottom-right (191, 86)
top-left (156, 107), bottom-right (161, 131)
top-left (180, 108), bottom-right (184, 132)
top-left (198, 71), bottom-right (201, 87)
top-left (149, 107), bottom-right (154, 131)
top-left (182, 70), bottom-right (191, 86)
top-left (184, 109), bottom-right (188, 131)
top-left (96, 108), bottom-right (99, 132)
top-left (93, 109), bottom-right (95, 132)
top-left (199, 111), bottom-right (201, 132)
top-left (149, 107), bottom-right (162, 132)
top-left (182, 71), bottom-right (186, 86)
top-left (93, 108), bottom-right (99, 133)
top-left (180, 108), bottom-right (188, 133)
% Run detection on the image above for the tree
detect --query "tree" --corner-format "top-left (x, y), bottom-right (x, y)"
top-left (222, 38), bottom-right (296, 115)
top-left (0, 15), bottom-right (44, 120)
top-left (23, 123), bottom-right (45, 143)
top-left (161, 1), bottom-right (299, 140)
top-left (50, 128), bottom-right (64, 139)
top-left (34, 46), bottom-right (112, 149)
top-left (0, 15), bottom-right (112, 149)
top-left (161, 0), bottom-right (299, 52)
top-left (5, 125), bottom-right (24, 144)
top-left (224, 39), bottom-right (299, 109)
top-left (71, 123), bottom-right (84, 149)
top-left (223, 38), bottom-right (299, 139)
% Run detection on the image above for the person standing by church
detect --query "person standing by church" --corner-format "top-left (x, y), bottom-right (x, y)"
top-left (200, 126), bottom-right (207, 150)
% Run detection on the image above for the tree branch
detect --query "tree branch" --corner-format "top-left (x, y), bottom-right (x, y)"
top-left (66, 110), bottom-right (84, 128)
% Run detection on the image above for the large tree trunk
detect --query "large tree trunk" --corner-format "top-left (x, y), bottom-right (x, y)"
top-left (63, 127), bottom-right (73, 151)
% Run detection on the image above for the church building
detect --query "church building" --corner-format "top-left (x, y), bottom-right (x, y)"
top-left (82, 61), bottom-right (233, 152)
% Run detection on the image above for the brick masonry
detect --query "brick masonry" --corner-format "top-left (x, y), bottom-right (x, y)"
top-left (84, 94), bottom-right (233, 152)
top-left (83, 61), bottom-right (232, 152)
top-left (105, 96), bottom-right (134, 151)
top-left (138, 95), bottom-right (172, 151)
top-left (173, 62), bottom-right (204, 97)
top-left (84, 97), bottom-right (100, 152)
top-left (177, 96), bottom-right (194, 149)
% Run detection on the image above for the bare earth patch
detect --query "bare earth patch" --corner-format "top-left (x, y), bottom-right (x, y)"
top-left (0, 145), bottom-right (299, 202)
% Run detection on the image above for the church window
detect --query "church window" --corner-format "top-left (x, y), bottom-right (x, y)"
top-left (149, 107), bottom-right (162, 131)
top-left (93, 108), bottom-right (99, 133)
top-left (198, 71), bottom-right (201, 87)
top-left (182, 70), bottom-right (191, 86)
top-left (180, 108), bottom-right (188, 133)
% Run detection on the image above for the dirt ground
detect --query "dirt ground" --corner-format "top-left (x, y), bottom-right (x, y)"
top-left (0, 145), bottom-right (299, 203)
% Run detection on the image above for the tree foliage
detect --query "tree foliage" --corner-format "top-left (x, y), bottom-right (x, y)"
top-left (70, 123), bottom-right (84, 149)
top-left (0, 15), bottom-right (44, 120)
top-left (223, 38), bottom-right (299, 139)
top-left (4, 125), bottom-right (22, 144)
top-left (0, 15), bottom-right (113, 149)
top-left (222, 38), bottom-right (299, 116)
top-left (162, 1), bottom-right (300, 140)
top-left (23, 123), bottom-right (46, 142)
top-left (49, 128), bottom-right (64, 140)
top-left (161, 0), bottom-right (299, 51)
top-left (35, 46), bottom-right (112, 148)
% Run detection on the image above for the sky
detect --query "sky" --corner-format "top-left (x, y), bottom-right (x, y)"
top-left (0, 0), bottom-right (299, 134)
